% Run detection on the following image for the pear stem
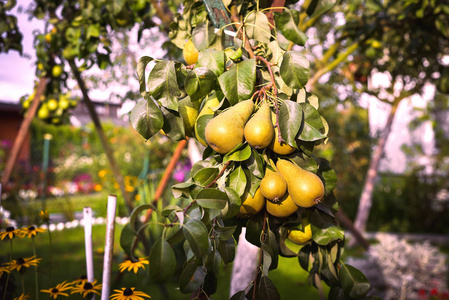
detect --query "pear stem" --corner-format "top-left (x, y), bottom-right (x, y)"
top-left (205, 161), bottom-right (232, 188)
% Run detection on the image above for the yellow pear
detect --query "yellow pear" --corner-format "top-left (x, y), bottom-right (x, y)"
top-left (244, 102), bottom-right (274, 149)
top-left (194, 95), bottom-right (220, 146)
top-left (205, 100), bottom-right (254, 154)
top-left (276, 159), bottom-right (324, 208)
top-left (268, 111), bottom-right (296, 155)
top-left (183, 39), bottom-right (199, 65)
top-left (287, 219), bottom-right (312, 245)
top-left (266, 193), bottom-right (298, 218)
top-left (237, 188), bottom-right (265, 217)
top-left (179, 96), bottom-right (200, 137)
top-left (260, 168), bottom-right (287, 202)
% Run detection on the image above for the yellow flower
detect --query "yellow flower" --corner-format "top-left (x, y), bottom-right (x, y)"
top-left (39, 210), bottom-right (50, 223)
top-left (70, 275), bottom-right (88, 286)
top-left (20, 225), bottom-right (46, 238)
top-left (41, 281), bottom-right (72, 299)
top-left (0, 265), bottom-right (10, 276)
top-left (110, 287), bottom-right (151, 300)
top-left (134, 194), bottom-right (141, 201)
top-left (5, 256), bottom-right (41, 272)
top-left (0, 226), bottom-right (22, 240)
top-left (94, 184), bottom-right (102, 192)
top-left (98, 169), bottom-right (108, 178)
top-left (13, 293), bottom-right (31, 300)
top-left (118, 257), bottom-right (149, 274)
top-left (125, 185), bottom-right (135, 192)
top-left (71, 280), bottom-right (102, 297)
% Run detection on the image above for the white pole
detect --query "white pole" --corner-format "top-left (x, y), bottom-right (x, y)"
top-left (101, 195), bottom-right (117, 300)
top-left (83, 207), bottom-right (95, 299)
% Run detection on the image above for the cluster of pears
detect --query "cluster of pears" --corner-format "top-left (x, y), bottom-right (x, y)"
top-left (196, 99), bottom-right (325, 219)
top-left (21, 91), bottom-right (78, 124)
top-left (239, 159), bottom-right (325, 219)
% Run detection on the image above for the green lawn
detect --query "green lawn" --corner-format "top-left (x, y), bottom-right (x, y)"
top-left (0, 224), bottom-right (327, 299)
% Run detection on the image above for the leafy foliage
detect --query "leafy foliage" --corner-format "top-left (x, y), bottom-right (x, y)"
top-left (127, 0), bottom-right (369, 299)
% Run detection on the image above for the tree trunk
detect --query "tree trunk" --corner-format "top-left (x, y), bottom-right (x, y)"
top-left (69, 61), bottom-right (134, 213)
top-left (1, 77), bottom-right (47, 187)
top-left (353, 97), bottom-right (402, 233)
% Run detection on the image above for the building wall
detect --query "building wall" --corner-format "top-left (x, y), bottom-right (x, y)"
top-left (0, 111), bottom-right (30, 164)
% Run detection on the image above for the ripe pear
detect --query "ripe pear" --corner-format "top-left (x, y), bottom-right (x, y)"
top-left (276, 159), bottom-right (324, 208)
top-left (266, 192), bottom-right (298, 218)
top-left (238, 188), bottom-right (265, 217)
top-left (205, 100), bottom-right (254, 154)
top-left (179, 96), bottom-right (200, 137)
top-left (268, 111), bottom-right (296, 155)
top-left (195, 95), bottom-right (220, 146)
top-left (260, 168), bottom-right (287, 202)
top-left (244, 102), bottom-right (274, 149)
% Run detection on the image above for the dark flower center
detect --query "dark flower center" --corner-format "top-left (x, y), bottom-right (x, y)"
top-left (6, 226), bottom-right (14, 232)
top-left (51, 288), bottom-right (59, 293)
top-left (83, 282), bottom-right (93, 290)
top-left (28, 225), bottom-right (36, 231)
top-left (123, 288), bottom-right (133, 296)
top-left (17, 257), bottom-right (25, 265)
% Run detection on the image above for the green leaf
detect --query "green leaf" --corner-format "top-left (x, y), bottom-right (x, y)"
top-left (227, 166), bottom-right (247, 197)
top-left (218, 237), bottom-right (235, 264)
top-left (306, 0), bottom-right (338, 19)
top-left (149, 239), bottom-right (177, 283)
top-left (119, 223), bottom-right (137, 259)
top-left (203, 272), bottom-right (218, 295)
top-left (172, 181), bottom-right (195, 198)
top-left (258, 276), bottom-right (281, 300)
top-left (66, 27), bottom-right (81, 44)
top-left (280, 51), bottom-right (310, 89)
top-left (206, 250), bottom-right (222, 276)
top-left (130, 97), bottom-right (163, 140)
top-left (86, 23), bottom-right (100, 39)
top-left (193, 167), bottom-right (219, 186)
top-left (195, 114), bottom-right (214, 145)
top-left (245, 213), bottom-right (264, 247)
top-left (298, 243), bottom-right (311, 271)
top-left (195, 188), bottom-right (228, 209)
top-left (245, 150), bottom-right (265, 179)
top-left (316, 158), bottom-right (337, 195)
top-left (230, 291), bottom-right (246, 300)
top-left (223, 187), bottom-right (242, 218)
top-left (310, 210), bottom-right (344, 245)
top-left (339, 263), bottom-right (370, 299)
top-left (279, 100), bottom-right (303, 147)
top-left (161, 106), bottom-right (186, 141)
top-left (215, 225), bottom-right (237, 241)
top-left (328, 286), bottom-right (346, 300)
top-left (218, 59), bottom-right (256, 105)
top-left (137, 56), bottom-right (154, 94)
top-left (274, 9), bottom-right (308, 46)
top-left (224, 144), bottom-right (252, 162)
top-left (185, 68), bottom-right (218, 102)
top-left (161, 204), bottom-right (182, 218)
top-left (192, 20), bottom-right (216, 51)
top-left (179, 257), bottom-right (206, 293)
top-left (148, 60), bottom-right (181, 111)
top-left (245, 11), bottom-right (271, 44)
top-left (196, 49), bottom-right (226, 76)
top-left (298, 103), bottom-right (326, 141)
top-left (129, 203), bottom-right (154, 232)
top-left (183, 219), bottom-right (210, 259)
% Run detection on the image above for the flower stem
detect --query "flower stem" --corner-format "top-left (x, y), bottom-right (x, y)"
top-left (46, 221), bottom-right (53, 280)
top-left (32, 237), bottom-right (39, 300)
top-left (2, 239), bottom-right (13, 300)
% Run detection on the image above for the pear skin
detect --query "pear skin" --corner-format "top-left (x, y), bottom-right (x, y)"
top-left (260, 168), bottom-right (287, 201)
top-left (244, 102), bottom-right (274, 149)
top-left (276, 159), bottom-right (324, 208)
top-left (205, 100), bottom-right (254, 154)
top-left (269, 111), bottom-right (296, 155)
top-left (266, 192), bottom-right (298, 217)
top-left (238, 188), bottom-right (265, 217)
top-left (194, 96), bottom-right (220, 146)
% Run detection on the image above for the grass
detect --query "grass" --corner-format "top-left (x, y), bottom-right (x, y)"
top-left (0, 223), bottom-right (327, 299)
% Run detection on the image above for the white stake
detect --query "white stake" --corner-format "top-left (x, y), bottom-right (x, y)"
top-left (83, 207), bottom-right (95, 299)
top-left (101, 195), bottom-right (117, 300)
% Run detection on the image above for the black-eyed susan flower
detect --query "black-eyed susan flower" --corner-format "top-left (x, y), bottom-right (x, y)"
top-left (118, 257), bottom-right (149, 274)
top-left (0, 265), bottom-right (10, 276)
top-left (13, 293), bottom-right (31, 300)
top-left (0, 225), bottom-right (22, 240)
top-left (110, 287), bottom-right (151, 300)
top-left (39, 210), bottom-right (50, 223)
top-left (70, 275), bottom-right (88, 286)
top-left (20, 225), bottom-right (46, 238)
top-left (71, 280), bottom-right (102, 298)
top-left (41, 281), bottom-right (72, 299)
top-left (5, 256), bottom-right (41, 272)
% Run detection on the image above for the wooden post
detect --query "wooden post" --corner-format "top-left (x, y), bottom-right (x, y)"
top-left (83, 207), bottom-right (95, 299)
top-left (1, 78), bottom-right (48, 187)
top-left (101, 195), bottom-right (117, 300)
top-left (69, 61), bottom-right (134, 213)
